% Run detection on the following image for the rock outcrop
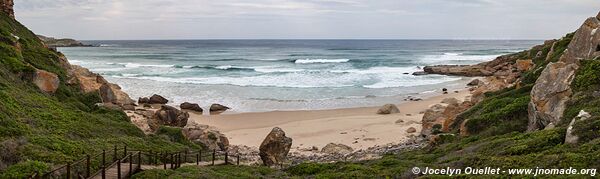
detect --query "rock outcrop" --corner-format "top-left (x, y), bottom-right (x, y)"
top-left (259, 127), bottom-right (292, 167)
top-left (423, 54), bottom-right (518, 77)
top-left (421, 98), bottom-right (472, 136)
top-left (150, 105), bottom-right (189, 130)
top-left (321, 143), bottom-right (353, 155)
top-left (68, 65), bottom-right (135, 107)
top-left (565, 110), bottom-right (591, 144)
top-left (180, 102), bottom-right (203, 113)
top-left (183, 123), bottom-right (229, 150)
top-left (528, 13), bottom-right (600, 131)
top-left (149, 94), bottom-right (169, 104)
top-left (0, 0), bottom-right (13, 19)
top-left (376, 104), bottom-right (400, 114)
top-left (32, 69), bottom-right (59, 93)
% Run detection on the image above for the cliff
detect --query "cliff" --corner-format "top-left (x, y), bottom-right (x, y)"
top-left (0, 0), bottom-right (13, 19)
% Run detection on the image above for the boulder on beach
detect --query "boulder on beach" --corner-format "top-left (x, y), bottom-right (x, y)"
top-left (259, 127), bottom-right (292, 167)
top-left (180, 102), bottom-right (203, 113)
top-left (149, 94), bottom-right (169, 104)
top-left (406, 127), bottom-right (417, 133)
top-left (210, 103), bottom-right (230, 112)
top-left (183, 123), bottom-right (229, 150)
top-left (321, 143), bottom-right (353, 155)
top-left (150, 105), bottom-right (189, 129)
top-left (377, 104), bottom-right (400, 115)
top-left (467, 79), bottom-right (482, 86)
top-left (138, 97), bottom-right (150, 104)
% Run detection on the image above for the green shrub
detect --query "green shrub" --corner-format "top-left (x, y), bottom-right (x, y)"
top-left (573, 116), bottom-right (600, 143)
top-left (572, 60), bottom-right (600, 92)
top-left (0, 160), bottom-right (49, 178)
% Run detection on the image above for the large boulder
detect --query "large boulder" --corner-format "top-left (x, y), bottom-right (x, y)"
top-left (68, 65), bottom-right (135, 106)
top-left (467, 79), bottom-right (482, 86)
top-left (376, 104), bottom-right (400, 114)
top-left (180, 102), bottom-right (203, 113)
top-left (320, 143), bottom-right (353, 155)
top-left (210, 104), bottom-right (230, 113)
top-left (565, 110), bottom-right (592, 144)
top-left (421, 99), bottom-right (471, 136)
top-left (259, 127), bottom-right (292, 167)
top-left (182, 123), bottom-right (229, 150)
top-left (150, 105), bottom-right (189, 129)
top-left (528, 62), bottom-right (578, 131)
top-left (149, 94), bottom-right (169, 104)
top-left (138, 97), bottom-right (150, 104)
top-left (32, 69), bottom-right (59, 93)
top-left (528, 13), bottom-right (600, 131)
top-left (421, 104), bottom-right (446, 136)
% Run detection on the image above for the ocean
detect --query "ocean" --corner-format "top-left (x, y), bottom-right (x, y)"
top-left (59, 40), bottom-right (540, 112)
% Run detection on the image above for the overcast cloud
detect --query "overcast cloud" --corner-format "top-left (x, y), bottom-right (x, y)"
top-left (13, 0), bottom-right (600, 40)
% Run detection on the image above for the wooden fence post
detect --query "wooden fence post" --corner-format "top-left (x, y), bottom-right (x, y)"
top-left (86, 154), bottom-right (91, 178)
top-left (212, 150), bottom-right (216, 165)
top-left (237, 155), bottom-right (240, 165)
top-left (102, 150), bottom-right (106, 179)
top-left (199, 150), bottom-right (202, 162)
top-left (129, 154), bottom-right (133, 176)
top-left (170, 154), bottom-right (174, 169)
top-left (117, 159), bottom-right (121, 179)
top-left (225, 152), bottom-right (228, 165)
top-left (163, 153), bottom-right (167, 170)
top-left (178, 153), bottom-right (181, 168)
top-left (66, 163), bottom-right (71, 179)
top-left (196, 153), bottom-right (199, 165)
top-left (138, 151), bottom-right (142, 170)
top-left (124, 146), bottom-right (127, 158)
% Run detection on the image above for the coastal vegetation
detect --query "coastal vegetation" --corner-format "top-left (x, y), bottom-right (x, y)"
top-left (0, 13), bottom-right (199, 178)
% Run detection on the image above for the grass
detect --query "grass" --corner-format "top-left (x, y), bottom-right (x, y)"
top-left (0, 13), bottom-right (200, 178)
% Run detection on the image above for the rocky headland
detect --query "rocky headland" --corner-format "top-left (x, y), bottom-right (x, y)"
top-left (37, 35), bottom-right (93, 48)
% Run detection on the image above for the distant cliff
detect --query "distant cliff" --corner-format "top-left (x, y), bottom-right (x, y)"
top-left (37, 35), bottom-right (93, 47)
top-left (0, 0), bottom-right (13, 19)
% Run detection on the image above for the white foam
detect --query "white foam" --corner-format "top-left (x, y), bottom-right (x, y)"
top-left (254, 67), bottom-right (304, 73)
top-left (331, 66), bottom-right (419, 74)
top-left (443, 52), bottom-right (463, 56)
top-left (420, 53), bottom-right (499, 65)
top-left (363, 75), bottom-right (461, 89)
top-left (295, 59), bottom-right (350, 64)
top-left (119, 63), bottom-right (174, 68)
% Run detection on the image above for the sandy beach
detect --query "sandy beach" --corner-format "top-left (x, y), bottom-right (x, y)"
top-left (192, 87), bottom-right (472, 151)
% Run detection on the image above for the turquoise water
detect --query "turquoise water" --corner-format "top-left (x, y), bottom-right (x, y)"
top-left (59, 40), bottom-right (540, 112)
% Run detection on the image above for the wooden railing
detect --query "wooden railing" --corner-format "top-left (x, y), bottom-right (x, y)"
top-left (27, 145), bottom-right (240, 179)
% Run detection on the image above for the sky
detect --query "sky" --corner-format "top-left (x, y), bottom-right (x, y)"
top-left (13, 0), bottom-right (600, 40)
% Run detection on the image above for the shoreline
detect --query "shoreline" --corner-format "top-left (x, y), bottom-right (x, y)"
top-left (191, 84), bottom-right (474, 152)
